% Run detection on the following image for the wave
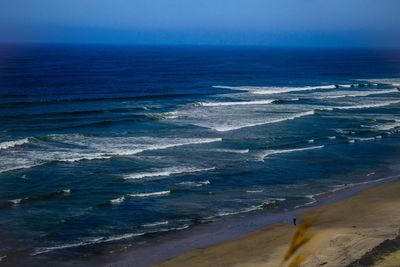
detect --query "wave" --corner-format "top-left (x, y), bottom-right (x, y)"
top-left (6, 189), bottom-right (72, 207)
top-left (309, 88), bottom-right (398, 99)
top-left (0, 138), bottom-right (30, 150)
top-left (208, 198), bottom-right (286, 219)
top-left (210, 148), bottom-right (249, 154)
top-left (322, 100), bottom-right (400, 111)
top-left (142, 221), bottom-right (169, 227)
top-left (31, 232), bottom-right (146, 256)
top-left (259, 145), bottom-right (324, 161)
top-left (246, 189), bottom-right (264, 193)
top-left (177, 180), bottom-right (210, 187)
top-left (0, 136), bottom-right (221, 174)
top-left (196, 99), bottom-right (274, 107)
top-left (1, 92), bottom-right (195, 109)
top-left (370, 120), bottom-right (400, 131)
top-left (124, 167), bottom-right (215, 180)
top-left (359, 78), bottom-right (400, 87)
top-left (110, 190), bottom-right (171, 205)
top-left (32, 221), bottom-right (193, 256)
top-left (295, 175), bottom-right (399, 209)
top-left (213, 85), bottom-right (336, 95)
top-left (128, 190), bottom-right (171, 198)
top-left (213, 110), bottom-right (315, 132)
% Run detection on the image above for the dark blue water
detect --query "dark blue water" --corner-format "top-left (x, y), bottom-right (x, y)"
top-left (1, 45), bottom-right (400, 265)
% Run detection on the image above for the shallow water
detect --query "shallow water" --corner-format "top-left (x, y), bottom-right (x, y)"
top-left (0, 45), bottom-right (400, 265)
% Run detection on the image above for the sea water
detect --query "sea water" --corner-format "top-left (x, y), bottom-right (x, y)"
top-left (0, 45), bottom-right (400, 264)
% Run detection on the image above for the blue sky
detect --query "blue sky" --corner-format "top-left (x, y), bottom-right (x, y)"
top-left (1, 0), bottom-right (400, 47)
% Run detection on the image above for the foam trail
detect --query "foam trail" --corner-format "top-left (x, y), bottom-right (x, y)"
top-left (259, 145), bottom-right (324, 161)
top-left (178, 180), bottom-right (210, 187)
top-left (31, 232), bottom-right (145, 256)
top-left (214, 110), bottom-right (315, 132)
top-left (213, 85), bottom-right (336, 95)
top-left (359, 78), bottom-right (400, 86)
top-left (0, 138), bottom-right (30, 150)
top-left (208, 198), bottom-right (286, 219)
top-left (128, 190), bottom-right (171, 198)
top-left (323, 100), bottom-right (400, 111)
top-left (370, 120), bottom-right (400, 131)
top-left (124, 167), bottom-right (215, 180)
top-left (211, 149), bottom-right (249, 154)
top-left (309, 88), bottom-right (398, 99)
top-left (197, 99), bottom-right (274, 107)
top-left (142, 221), bottom-right (169, 227)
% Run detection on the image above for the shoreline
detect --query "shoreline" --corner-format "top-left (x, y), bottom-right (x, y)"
top-left (104, 175), bottom-right (400, 267)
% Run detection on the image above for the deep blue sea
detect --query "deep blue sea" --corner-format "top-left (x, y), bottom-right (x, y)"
top-left (1, 45), bottom-right (400, 265)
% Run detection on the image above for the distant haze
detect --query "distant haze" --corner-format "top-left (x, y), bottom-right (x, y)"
top-left (1, 0), bottom-right (400, 47)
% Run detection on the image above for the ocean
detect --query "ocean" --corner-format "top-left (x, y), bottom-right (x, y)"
top-left (1, 45), bottom-right (400, 265)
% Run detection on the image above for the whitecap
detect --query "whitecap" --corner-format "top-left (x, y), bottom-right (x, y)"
top-left (359, 78), bottom-right (400, 87)
top-left (0, 138), bottom-right (30, 150)
top-left (196, 99), bottom-right (274, 107)
top-left (307, 88), bottom-right (398, 99)
top-left (178, 180), bottom-right (210, 187)
top-left (8, 198), bottom-right (23, 205)
top-left (31, 232), bottom-right (145, 256)
top-left (213, 85), bottom-right (336, 95)
top-left (246, 190), bottom-right (264, 193)
top-left (110, 196), bottom-right (126, 205)
top-left (210, 148), bottom-right (249, 154)
top-left (213, 110), bottom-right (315, 132)
top-left (142, 221), bottom-right (169, 227)
top-left (258, 145), bottom-right (324, 161)
top-left (323, 100), bottom-right (400, 111)
top-left (124, 167), bottom-right (215, 180)
top-left (128, 190), bottom-right (171, 198)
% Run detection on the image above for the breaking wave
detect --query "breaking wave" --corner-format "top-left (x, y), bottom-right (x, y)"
top-left (124, 167), bottom-right (215, 180)
top-left (213, 85), bottom-right (337, 95)
top-left (258, 145), bottom-right (324, 161)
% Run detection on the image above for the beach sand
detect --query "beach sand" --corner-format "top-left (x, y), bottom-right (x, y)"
top-left (153, 179), bottom-right (400, 267)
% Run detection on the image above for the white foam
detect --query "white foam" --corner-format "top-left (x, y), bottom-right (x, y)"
top-left (213, 110), bottom-right (315, 132)
top-left (110, 196), bottom-right (125, 205)
top-left (352, 137), bottom-right (376, 141)
top-left (0, 138), bottom-right (30, 150)
top-left (128, 190), bottom-right (171, 198)
top-left (178, 180), bottom-right (210, 187)
top-left (0, 136), bottom-right (221, 174)
top-left (211, 148), bottom-right (249, 154)
top-left (59, 136), bottom-right (222, 156)
top-left (259, 145), bottom-right (324, 161)
top-left (309, 88), bottom-right (398, 99)
top-left (348, 139), bottom-right (355, 143)
top-left (142, 221), bottom-right (169, 227)
top-left (31, 232), bottom-right (145, 256)
top-left (210, 198), bottom-right (286, 219)
top-left (323, 100), bottom-right (400, 111)
top-left (360, 78), bottom-right (400, 87)
top-left (124, 167), bottom-right (215, 180)
top-left (8, 198), bottom-right (23, 205)
top-left (197, 99), bottom-right (274, 107)
top-left (0, 255), bottom-right (6, 262)
top-left (213, 85), bottom-right (336, 95)
top-left (246, 190), bottom-right (264, 193)
top-left (328, 136), bottom-right (336, 140)
top-left (61, 189), bottom-right (71, 194)
top-left (370, 120), bottom-right (400, 131)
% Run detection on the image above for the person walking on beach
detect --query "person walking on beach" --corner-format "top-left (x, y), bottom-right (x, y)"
top-left (293, 218), bottom-right (297, 226)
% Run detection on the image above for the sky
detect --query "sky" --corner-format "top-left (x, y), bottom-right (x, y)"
top-left (1, 0), bottom-right (400, 47)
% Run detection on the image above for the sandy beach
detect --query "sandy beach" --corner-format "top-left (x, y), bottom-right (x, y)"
top-left (153, 179), bottom-right (400, 267)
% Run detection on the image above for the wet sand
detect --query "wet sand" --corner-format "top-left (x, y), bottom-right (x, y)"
top-left (152, 179), bottom-right (400, 267)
